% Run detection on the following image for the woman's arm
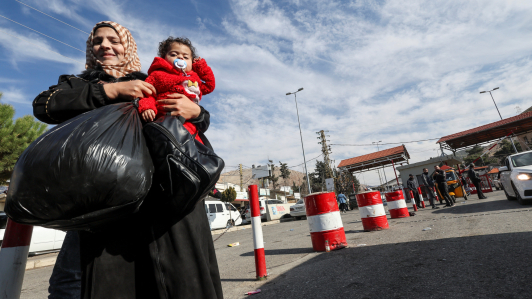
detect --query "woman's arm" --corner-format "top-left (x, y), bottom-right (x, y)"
top-left (33, 75), bottom-right (156, 124)
top-left (157, 94), bottom-right (210, 132)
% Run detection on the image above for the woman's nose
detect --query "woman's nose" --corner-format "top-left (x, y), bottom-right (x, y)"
top-left (100, 39), bottom-right (111, 49)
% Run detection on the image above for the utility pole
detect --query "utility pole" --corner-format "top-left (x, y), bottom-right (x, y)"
top-left (316, 130), bottom-right (333, 179)
top-left (239, 164), bottom-right (243, 191)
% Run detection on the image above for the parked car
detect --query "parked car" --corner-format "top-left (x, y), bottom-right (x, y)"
top-left (0, 212), bottom-right (66, 256)
top-left (499, 150), bottom-right (532, 204)
top-left (205, 200), bottom-right (242, 230)
top-left (244, 198), bottom-right (284, 220)
top-left (289, 199), bottom-right (306, 220)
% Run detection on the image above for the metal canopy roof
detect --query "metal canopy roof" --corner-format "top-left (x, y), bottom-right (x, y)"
top-left (437, 111), bottom-right (532, 151)
top-left (337, 145), bottom-right (410, 173)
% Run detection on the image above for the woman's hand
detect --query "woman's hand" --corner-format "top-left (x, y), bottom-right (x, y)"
top-left (157, 94), bottom-right (201, 120)
top-left (103, 80), bottom-right (156, 101)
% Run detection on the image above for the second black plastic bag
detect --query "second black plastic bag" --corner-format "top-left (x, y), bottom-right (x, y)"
top-left (5, 102), bottom-right (154, 231)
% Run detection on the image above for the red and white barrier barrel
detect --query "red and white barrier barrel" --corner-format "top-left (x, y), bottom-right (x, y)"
top-left (385, 191), bottom-right (410, 219)
top-left (305, 192), bottom-right (347, 252)
top-left (248, 185), bottom-right (267, 280)
top-left (356, 191), bottom-right (389, 231)
top-left (433, 187), bottom-right (441, 203)
top-left (417, 187), bottom-right (426, 208)
top-left (0, 219), bottom-right (33, 299)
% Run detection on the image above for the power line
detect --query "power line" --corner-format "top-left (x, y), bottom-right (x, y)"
top-left (14, 0), bottom-right (89, 34)
top-left (288, 154), bottom-right (323, 169)
top-left (331, 138), bottom-right (440, 147)
top-left (0, 28), bottom-right (83, 63)
top-left (0, 14), bottom-right (85, 53)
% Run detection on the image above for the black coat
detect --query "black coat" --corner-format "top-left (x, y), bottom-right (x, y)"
top-left (468, 168), bottom-right (481, 183)
top-left (407, 178), bottom-right (418, 192)
top-left (33, 68), bottom-right (223, 299)
top-left (421, 173), bottom-right (435, 187)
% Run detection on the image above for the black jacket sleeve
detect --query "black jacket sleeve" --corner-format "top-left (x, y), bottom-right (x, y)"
top-left (33, 75), bottom-right (111, 124)
top-left (33, 75), bottom-right (212, 131)
top-left (188, 106), bottom-right (210, 133)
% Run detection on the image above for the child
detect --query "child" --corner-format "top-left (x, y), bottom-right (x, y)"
top-left (138, 37), bottom-right (215, 142)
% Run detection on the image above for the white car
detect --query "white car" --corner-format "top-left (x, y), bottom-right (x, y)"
top-left (499, 150), bottom-right (532, 205)
top-left (205, 200), bottom-right (242, 230)
top-left (289, 199), bottom-right (306, 220)
top-left (0, 212), bottom-right (66, 256)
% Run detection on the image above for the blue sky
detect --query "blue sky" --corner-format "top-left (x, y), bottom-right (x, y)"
top-left (1, 0), bottom-right (532, 186)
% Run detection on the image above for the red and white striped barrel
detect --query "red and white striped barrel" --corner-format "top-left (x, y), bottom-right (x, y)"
top-left (248, 185), bottom-right (267, 280)
top-left (0, 219), bottom-right (33, 299)
top-left (304, 192), bottom-right (347, 252)
top-left (356, 191), bottom-right (389, 231)
top-left (385, 190), bottom-right (410, 219)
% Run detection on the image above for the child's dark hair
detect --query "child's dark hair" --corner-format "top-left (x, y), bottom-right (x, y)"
top-left (158, 36), bottom-right (197, 58)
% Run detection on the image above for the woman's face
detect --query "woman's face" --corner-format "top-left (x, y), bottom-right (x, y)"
top-left (92, 27), bottom-right (125, 66)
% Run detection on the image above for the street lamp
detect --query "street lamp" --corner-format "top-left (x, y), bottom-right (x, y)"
top-left (286, 88), bottom-right (312, 194)
top-left (480, 87), bottom-right (518, 153)
top-left (480, 87), bottom-right (502, 119)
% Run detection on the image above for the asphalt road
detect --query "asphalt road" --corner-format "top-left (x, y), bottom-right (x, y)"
top-left (21, 190), bottom-right (532, 299)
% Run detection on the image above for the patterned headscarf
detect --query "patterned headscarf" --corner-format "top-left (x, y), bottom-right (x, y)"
top-left (85, 21), bottom-right (141, 78)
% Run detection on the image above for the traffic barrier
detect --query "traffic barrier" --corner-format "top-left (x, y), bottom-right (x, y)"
top-left (0, 219), bottom-right (33, 299)
top-left (248, 185), bottom-right (267, 280)
top-left (409, 190), bottom-right (418, 212)
top-left (417, 187), bottom-right (426, 208)
top-left (433, 187), bottom-right (441, 204)
top-left (356, 191), bottom-right (389, 231)
top-left (304, 192), bottom-right (347, 251)
top-left (385, 190), bottom-right (410, 219)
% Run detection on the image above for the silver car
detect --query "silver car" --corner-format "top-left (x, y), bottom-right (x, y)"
top-left (289, 199), bottom-right (306, 220)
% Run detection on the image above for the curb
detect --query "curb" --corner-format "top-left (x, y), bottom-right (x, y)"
top-left (26, 255), bottom-right (57, 270)
top-left (211, 217), bottom-right (295, 236)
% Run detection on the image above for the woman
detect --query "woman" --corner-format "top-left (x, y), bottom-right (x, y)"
top-left (33, 21), bottom-right (223, 299)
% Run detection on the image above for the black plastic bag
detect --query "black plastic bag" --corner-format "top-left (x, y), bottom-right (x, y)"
top-left (143, 115), bottom-right (224, 217)
top-left (5, 102), bottom-right (154, 231)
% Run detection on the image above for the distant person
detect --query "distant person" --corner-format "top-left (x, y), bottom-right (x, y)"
top-left (459, 174), bottom-right (471, 196)
top-left (407, 174), bottom-right (423, 209)
top-left (468, 163), bottom-right (488, 199)
top-left (421, 168), bottom-right (439, 209)
top-left (433, 166), bottom-right (454, 207)
top-left (337, 193), bottom-right (348, 213)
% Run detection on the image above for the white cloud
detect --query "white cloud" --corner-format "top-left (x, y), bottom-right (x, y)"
top-left (0, 87), bottom-right (29, 105)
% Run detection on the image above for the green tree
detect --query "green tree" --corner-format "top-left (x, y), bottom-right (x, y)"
top-left (493, 139), bottom-right (522, 164)
top-left (310, 160), bottom-right (328, 192)
top-left (268, 163), bottom-right (279, 190)
top-left (335, 170), bottom-right (360, 195)
top-left (221, 186), bottom-right (237, 203)
top-left (0, 95), bottom-right (47, 184)
top-left (279, 161), bottom-right (290, 180)
top-left (463, 145), bottom-right (497, 166)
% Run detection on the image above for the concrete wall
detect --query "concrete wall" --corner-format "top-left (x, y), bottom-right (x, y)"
top-left (266, 203), bottom-right (292, 221)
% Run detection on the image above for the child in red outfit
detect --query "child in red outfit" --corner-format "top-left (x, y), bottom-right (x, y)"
top-left (138, 37), bottom-right (215, 143)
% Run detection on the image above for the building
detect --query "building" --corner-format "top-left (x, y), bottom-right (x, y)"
top-left (396, 155), bottom-right (461, 187)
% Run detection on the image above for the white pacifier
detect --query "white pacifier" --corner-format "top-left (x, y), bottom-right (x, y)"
top-left (173, 58), bottom-right (189, 76)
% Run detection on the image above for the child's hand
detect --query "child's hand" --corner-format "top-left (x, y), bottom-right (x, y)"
top-left (141, 109), bottom-right (156, 122)
top-left (193, 57), bottom-right (203, 64)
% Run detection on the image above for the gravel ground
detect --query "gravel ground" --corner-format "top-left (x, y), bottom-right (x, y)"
top-left (21, 190), bottom-right (532, 299)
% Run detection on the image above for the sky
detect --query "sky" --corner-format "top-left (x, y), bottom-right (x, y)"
top-left (1, 0), bottom-right (532, 186)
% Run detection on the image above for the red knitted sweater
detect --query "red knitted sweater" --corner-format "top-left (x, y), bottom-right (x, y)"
top-left (138, 57), bottom-right (215, 143)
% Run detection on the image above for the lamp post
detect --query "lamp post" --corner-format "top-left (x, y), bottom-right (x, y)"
top-left (480, 87), bottom-right (518, 153)
top-left (373, 141), bottom-right (389, 191)
top-left (286, 88), bottom-right (312, 194)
